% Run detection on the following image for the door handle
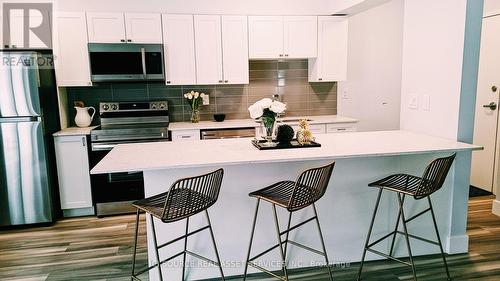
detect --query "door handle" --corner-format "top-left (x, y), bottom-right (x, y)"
top-left (140, 47), bottom-right (146, 79)
top-left (483, 102), bottom-right (497, 110)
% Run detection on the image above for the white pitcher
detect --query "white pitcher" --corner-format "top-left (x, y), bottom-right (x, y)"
top-left (74, 106), bottom-right (96, 128)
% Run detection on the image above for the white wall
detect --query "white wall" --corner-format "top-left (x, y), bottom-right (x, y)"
top-left (484, 0), bottom-right (500, 17)
top-left (399, 0), bottom-right (468, 139)
top-left (337, 0), bottom-right (404, 131)
top-left (55, 0), bottom-right (333, 15)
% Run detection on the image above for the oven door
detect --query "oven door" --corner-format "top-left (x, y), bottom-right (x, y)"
top-left (89, 149), bottom-right (144, 217)
top-left (88, 43), bottom-right (164, 82)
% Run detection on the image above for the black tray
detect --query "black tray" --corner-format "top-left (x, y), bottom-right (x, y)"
top-left (252, 139), bottom-right (321, 150)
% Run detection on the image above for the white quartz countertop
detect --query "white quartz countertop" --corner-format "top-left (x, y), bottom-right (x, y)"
top-left (91, 130), bottom-right (482, 174)
top-left (53, 126), bottom-right (98, 137)
top-left (168, 115), bottom-right (358, 131)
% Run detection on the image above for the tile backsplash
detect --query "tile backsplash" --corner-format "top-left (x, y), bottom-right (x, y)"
top-left (66, 59), bottom-right (337, 125)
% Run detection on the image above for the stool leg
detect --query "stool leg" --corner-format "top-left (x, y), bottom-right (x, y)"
top-left (397, 193), bottom-right (417, 281)
top-left (131, 209), bottom-right (140, 281)
top-left (182, 217), bottom-right (189, 281)
top-left (283, 212), bottom-right (292, 262)
top-left (272, 204), bottom-right (289, 281)
top-left (313, 203), bottom-right (334, 281)
top-left (205, 210), bottom-right (225, 280)
top-left (357, 188), bottom-right (383, 281)
top-left (427, 197), bottom-right (451, 280)
top-left (243, 199), bottom-right (260, 281)
top-left (149, 214), bottom-right (164, 281)
top-left (389, 194), bottom-right (406, 257)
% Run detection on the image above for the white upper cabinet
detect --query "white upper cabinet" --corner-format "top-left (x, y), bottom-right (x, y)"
top-left (3, 8), bottom-right (52, 49)
top-left (86, 12), bottom-right (126, 43)
top-left (309, 16), bottom-right (348, 82)
top-left (284, 16), bottom-right (317, 58)
top-left (194, 15), bottom-right (249, 85)
top-left (222, 15), bottom-right (249, 84)
top-left (125, 13), bottom-right (162, 43)
top-left (87, 12), bottom-right (161, 43)
top-left (248, 16), bottom-right (284, 59)
top-left (53, 12), bottom-right (92, 86)
top-left (194, 15), bottom-right (224, 85)
top-left (162, 14), bottom-right (197, 85)
top-left (248, 16), bottom-right (317, 59)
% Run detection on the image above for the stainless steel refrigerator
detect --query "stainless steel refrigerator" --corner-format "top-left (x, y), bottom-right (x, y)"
top-left (0, 51), bottom-right (60, 226)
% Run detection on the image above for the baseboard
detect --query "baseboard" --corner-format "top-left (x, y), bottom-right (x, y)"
top-left (493, 200), bottom-right (500, 217)
top-left (446, 234), bottom-right (469, 254)
top-left (62, 207), bottom-right (95, 217)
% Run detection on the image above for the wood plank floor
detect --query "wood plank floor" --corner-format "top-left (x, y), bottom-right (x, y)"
top-left (0, 196), bottom-right (499, 281)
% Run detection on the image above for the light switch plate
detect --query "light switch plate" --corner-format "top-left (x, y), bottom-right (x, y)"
top-left (408, 94), bottom-right (418, 109)
top-left (342, 88), bottom-right (349, 100)
top-left (422, 94), bottom-right (430, 111)
top-left (202, 94), bottom-right (210, 105)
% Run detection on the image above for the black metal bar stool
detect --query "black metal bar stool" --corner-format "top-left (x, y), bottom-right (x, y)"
top-left (131, 168), bottom-right (225, 281)
top-left (357, 154), bottom-right (456, 281)
top-left (243, 162), bottom-right (336, 281)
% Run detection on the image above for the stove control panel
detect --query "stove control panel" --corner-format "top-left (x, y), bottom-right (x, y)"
top-left (99, 101), bottom-right (168, 113)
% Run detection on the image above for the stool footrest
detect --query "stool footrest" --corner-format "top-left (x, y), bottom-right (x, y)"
top-left (366, 248), bottom-right (412, 266)
top-left (186, 250), bottom-right (221, 266)
top-left (279, 216), bottom-right (316, 236)
top-left (396, 231), bottom-right (440, 246)
top-left (249, 243), bottom-right (283, 262)
top-left (157, 225), bottom-right (210, 250)
top-left (247, 261), bottom-right (287, 281)
top-left (405, 208), bottom-right (431, 224)
top-left (287, 240), bottom-right (325, 256)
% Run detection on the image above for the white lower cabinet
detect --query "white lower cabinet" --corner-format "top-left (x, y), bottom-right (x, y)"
top-left (171, 130), bottom-right (201, 141)
top-left (54, 135), bottom-right (93, 210)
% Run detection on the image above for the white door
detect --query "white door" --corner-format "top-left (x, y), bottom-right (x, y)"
top-left (86, 12), bottom-right (126, 43)
top-left (194, 15), bottom-right (223, 85)
top-left (471, 15), bottom-right (500, 193)
top-left (53, 12), bottom-right (92, 87)
top-left (162, 14), bottom-right (197, 85)
top-left (125, 13), bottom-right (162, 43)
top-left (283, 16), bottom-right (317, 58)
top-left (309, 16), bottom-right (348, 82)
top-left (221, 15), bottom-right (249, 84)
top-left (54, 136), bottom-right (93, 209)
top-left (248, 16), bottom-right (284, 59)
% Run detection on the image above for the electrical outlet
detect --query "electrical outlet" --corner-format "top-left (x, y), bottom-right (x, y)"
top-left (202, 94), bottom-right (210, 105)
top-left (408, 94), bottom-right (418, 109)
top-left (422, 94), bottom-right (430, 111)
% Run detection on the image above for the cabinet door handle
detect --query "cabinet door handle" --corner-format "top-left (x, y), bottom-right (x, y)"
top-left (285, 54), bottom-right (289, 57)
top-left (127, 39), bottom-right (132, 42)
top-left (218, 80), bottom-right (223, 83)
top-left (166, 81), bottom-right (171, 84)
top-left (120, 39), bottom-right (125, 42)
top-left (82, 137), bottom-right (86, 146)
top-left (181, 135), bottom-right (191, 139)
top-left (279, 54), bottom-right (283, 57)
top-left (224, 80), bottom-right (228, 83)
top-left (318, 78), bottom-right (323, 81)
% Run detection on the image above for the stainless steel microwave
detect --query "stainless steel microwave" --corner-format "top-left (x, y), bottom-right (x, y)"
top-left (88, 43), bottom-right (164, 82)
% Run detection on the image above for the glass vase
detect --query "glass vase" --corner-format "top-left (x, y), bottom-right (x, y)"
top-left (261, 117), bottom-right (277, 147)
top-left (191, 109), bottom-right (200, 123)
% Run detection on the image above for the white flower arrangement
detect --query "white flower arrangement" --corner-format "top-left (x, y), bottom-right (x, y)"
top-left (248, 98), bottom-right (287, 119)
top-left (184, 91), bottom-right (206, 110)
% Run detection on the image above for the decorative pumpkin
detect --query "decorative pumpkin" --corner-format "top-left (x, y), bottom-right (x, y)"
top-left (296, 119), bottom-right (314, 145)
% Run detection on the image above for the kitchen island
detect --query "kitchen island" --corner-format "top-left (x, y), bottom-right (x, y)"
top-left (91, 130), bottom-right (481, 280)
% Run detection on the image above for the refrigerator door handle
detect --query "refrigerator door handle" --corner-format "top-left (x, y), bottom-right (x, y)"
top-left (0, 116), bottom-right (39, 122)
